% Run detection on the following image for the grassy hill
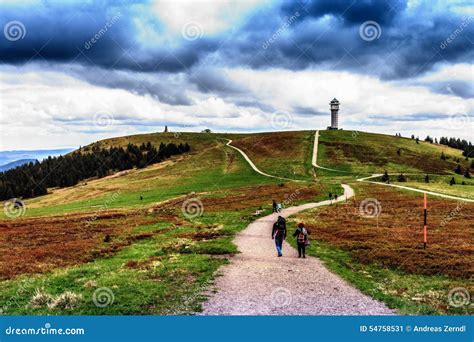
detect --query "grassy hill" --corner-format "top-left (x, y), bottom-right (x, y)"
top-left (228, 131), bottom-right (315, 181)
top-left (318, 130), bottom-right (468, 175)
top-left (0, 130), bottom-right (333, 315)
top-left (0, 129), bottom-right (471, 315)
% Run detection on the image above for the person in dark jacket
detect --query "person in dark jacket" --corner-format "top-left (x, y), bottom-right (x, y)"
top-left (293, 222), bottom-right (309, 258)
top-left (272, 200), bottom-right (277, 213)
top-left (271, 216), bottom-right (286, 257)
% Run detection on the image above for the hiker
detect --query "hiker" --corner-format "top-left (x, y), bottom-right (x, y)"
top-left (276, 202), bottom-right (282, 213)
top-left (14, 198), bottom-right (23, 208)
top-left (334, 194), bottom-right (338, 201)
top-left (329, 192), bottom-right (332, 201)
top-left (272, 200), bottom-right (277, 213)
top-left (293, 223), bottom-right (309, 258)
top-left (272, 216), bottom-right (286, 257)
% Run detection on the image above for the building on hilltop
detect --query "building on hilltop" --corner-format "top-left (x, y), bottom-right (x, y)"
top-left (327, 98), bottom-right (340, 130)
top-left (164, 125), bottom-right (169, 133)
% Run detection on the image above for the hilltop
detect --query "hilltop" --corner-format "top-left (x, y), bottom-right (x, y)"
top-left (0, 129), bottom-right (472, 316)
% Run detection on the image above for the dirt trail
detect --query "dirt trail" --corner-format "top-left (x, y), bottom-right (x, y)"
top-left (313, 131), bottom-right (473, 202)
top-left (201, 184), bottom-right (395, 315)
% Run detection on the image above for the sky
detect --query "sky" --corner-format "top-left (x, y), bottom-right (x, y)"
top-left (0, 0), bottom-right (473, 150)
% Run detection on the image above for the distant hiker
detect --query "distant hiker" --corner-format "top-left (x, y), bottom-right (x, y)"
top-left (272, 200), bottom-right (277, 213)
top-left (14, 198), bottom-right (23, 208)
top-left (272, 216), bottom-right (287, 257)
top-left (334, 194), bottom-right (338, 201)
top-left (276, 202), bottom-right (282, 213)
top-left (140, 195), bottom-right (143, 201)
top-left (329, 192), bottom-right (332, 201)
top-left (293, 223), bottom-right (309, 258)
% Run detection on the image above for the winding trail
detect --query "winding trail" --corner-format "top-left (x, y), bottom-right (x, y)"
top-left (225, 139), bottom-right (307, 182)
top-left (201, 141), bottom-right (395, 315)
top-left (201, 184), bottom-right (394, 315)
top-left (356, 174), bottom-right (474, 203)
top-left (312, 131), bottom-right (473, 203)
top-left (311, 130), bottom-right (348, 173)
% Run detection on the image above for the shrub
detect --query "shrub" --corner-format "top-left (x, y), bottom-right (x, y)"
top-left (48, 291), bottom-right (82, 310)
top-left (30, 289), bottom-right (53, 308)
top-left (397, 174), bottom-right (407, 182)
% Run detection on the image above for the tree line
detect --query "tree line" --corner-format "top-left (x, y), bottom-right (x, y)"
top-left (397, 133), bottom-right (473, 158)
top-left (0, 142), bottom-right (190, 201)
top-left (437, 137), bottom-right (473, 158)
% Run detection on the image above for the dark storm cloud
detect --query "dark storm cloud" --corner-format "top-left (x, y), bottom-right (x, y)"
top-left (281, 0), bottom-right (406, 25)
top-left (188, 68), bottom-right (245, 94)
top-left (0, 1), bottom-right (218, 73)
top-left (292, 106), bottom-right (327, 116)
top-left (231, 0), bottom-right (474, 79)
top-left (0, 0), bottom-right (472, 81)
top-left (425, 80), bottom-right (474, 99)
top-left (66, 66), bottom-right (193, 106)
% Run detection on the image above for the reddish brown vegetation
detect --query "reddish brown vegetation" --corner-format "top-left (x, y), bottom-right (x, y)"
top-left (202, 183), bottom-right (321, 211)
top-left (0, 181), bottom-right (324, 280)
top-left (300, 184), bottom-right (473, 278)
top-left (0, 210), bottom-right (163, 280)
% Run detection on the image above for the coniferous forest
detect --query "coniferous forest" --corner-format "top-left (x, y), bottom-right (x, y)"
top-left (438, 137), bottom-right (473, 158)
top-left (0, 142), bottom-right (190, 201)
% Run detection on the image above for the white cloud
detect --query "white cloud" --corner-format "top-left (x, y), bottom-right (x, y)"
top-left (0, 63), bottom-right (472, 150)
top-left (151, 0), bottom-right (266, 38)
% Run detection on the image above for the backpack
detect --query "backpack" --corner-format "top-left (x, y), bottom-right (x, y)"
top-left (274, 219), bottom-right (285, 237)
top-left (297, 228), bottom-right (306, 243)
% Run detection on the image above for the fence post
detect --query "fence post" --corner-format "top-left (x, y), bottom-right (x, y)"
top-left (423, 192), bottom-right (427, 249)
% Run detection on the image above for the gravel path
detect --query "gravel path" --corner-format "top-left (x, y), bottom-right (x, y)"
top-left (200, 184), bottom-right (395, 315)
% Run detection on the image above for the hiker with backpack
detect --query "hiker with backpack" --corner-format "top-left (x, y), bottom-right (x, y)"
top-left (293, 223), bottom-right (309, 258)
top-left (272, 216), bottom-right (287, 257)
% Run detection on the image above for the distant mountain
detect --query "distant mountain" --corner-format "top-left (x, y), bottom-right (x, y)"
top-left (0, 159), bottom-right (38, 172)
top-left (0, 148), bottom-right (73, 166)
